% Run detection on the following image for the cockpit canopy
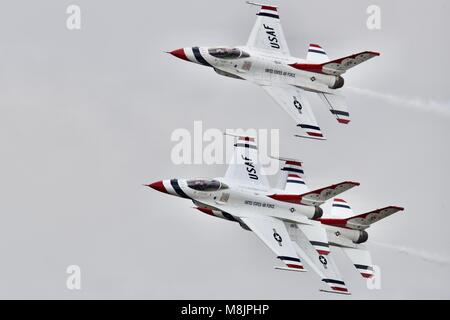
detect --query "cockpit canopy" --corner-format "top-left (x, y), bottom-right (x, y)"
top-left (187, 179), bottom-right (229, 192)
top-left (208, 47), bottom-right (250, 59)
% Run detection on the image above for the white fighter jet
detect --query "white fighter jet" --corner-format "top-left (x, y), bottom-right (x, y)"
top-left (168, 2), bottom-right (380, 140)
top-left (146, 135), bottom-right (403, 294)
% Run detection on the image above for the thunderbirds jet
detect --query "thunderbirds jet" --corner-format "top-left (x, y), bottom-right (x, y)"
top-left (146, 135), bottom-right (403, 294)
top-left (168, 2), bottom-right (380, 140)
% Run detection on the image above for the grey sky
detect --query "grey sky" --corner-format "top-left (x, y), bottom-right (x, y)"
top-left (0, 0), bottom-right (449, 299)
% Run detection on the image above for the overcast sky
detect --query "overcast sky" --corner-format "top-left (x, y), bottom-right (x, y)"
top-left (0, 0), bottom-right (449, 299)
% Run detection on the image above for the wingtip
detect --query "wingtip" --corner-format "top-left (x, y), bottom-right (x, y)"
top-left (341, 181), bottom-right (360, 187)
top-left (274, 266), bottom-right (307, 273)
top-left (337, 118), bottom-right (351, 124)
top-left (246, 1), bottom-right (278, 9)
top-left (319, 289), bottom-right (351, 295)
top-left (294, 134), bottom-right (327, 141)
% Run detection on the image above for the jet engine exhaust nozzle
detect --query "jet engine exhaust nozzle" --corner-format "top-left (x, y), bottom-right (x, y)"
top-left (313, 206), bottom-right (323, 220)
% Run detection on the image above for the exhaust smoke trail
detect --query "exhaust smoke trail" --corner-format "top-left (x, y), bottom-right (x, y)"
top-left (372, 241), bottom-right (450, 266)
top-left (347, 86), bottom-right (450, 117)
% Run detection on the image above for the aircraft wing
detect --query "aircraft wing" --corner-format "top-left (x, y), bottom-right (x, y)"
top-left (261, 85), bottom-right (325, 140)
top-left (240, 216), bottom-right (306, 271)
top-left (241, 214), bottom-right (349, 294)
top-left (341, 246), bottom-right (375, 279)
top-left (224, 135), bottom-right (270, 190)
top-left (285, 220), bottom-right (350, 294)
top-left (246, 2), bottom-right (290, 56)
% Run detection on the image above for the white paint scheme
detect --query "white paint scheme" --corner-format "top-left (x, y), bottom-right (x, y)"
top-left (280, 168), bottom-right (403, 282)
top-left (148, 135), bottom-right (371, 294)
top-left (148, 136), bottom-right (403, 293)
top-left (319, 197), bottom-right (404, 280)
top-left (169, 3), bottom-right (380, 139)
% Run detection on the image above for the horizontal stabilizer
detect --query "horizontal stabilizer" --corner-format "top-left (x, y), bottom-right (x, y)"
top-left (300, 181), bottom-right (360, 206)
top-left (344, 206), bottom-right (404, 230)
top-left (289, 51), bottom-right (380, 75)
top-left (321, 51), bottom-right (380, 75)
top-left (268, 181), bottom-right (360, 206)
top-left (322, 206), bottom-right (404, 230)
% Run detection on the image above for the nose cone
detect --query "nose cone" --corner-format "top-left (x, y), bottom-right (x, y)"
top-left (169, 48), bottom-right (189, 61)
top-left (146, 180), bottom-right (167, 194)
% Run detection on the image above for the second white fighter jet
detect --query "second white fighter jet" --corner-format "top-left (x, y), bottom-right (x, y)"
top-left (146, 135), bottom-right (403, 294)
top-left (168, 2), bottom-right (380, 140)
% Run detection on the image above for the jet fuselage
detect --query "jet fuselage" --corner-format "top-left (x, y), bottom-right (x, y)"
top-left (170, 46), bottom-right (343, 93)
top-left (148, 178), bottom-right (322, 227)
top-left (149, 177), bottom-right (369, 248)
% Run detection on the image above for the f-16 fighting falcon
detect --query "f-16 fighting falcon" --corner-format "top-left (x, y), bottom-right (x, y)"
top-left (168, 2), bottom-right (380, 140)
top-left (146, 135), bottom-right (403, 294)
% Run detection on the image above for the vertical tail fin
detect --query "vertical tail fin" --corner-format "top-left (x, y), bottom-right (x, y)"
top-left (283, 160), bottom-right (309, 194)
top-left (307, 44), bottom-right (329, 63)
top-left (275, 158), bottom-right (310, 194)
top-left (330, 198), bottom-right (354, 218)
